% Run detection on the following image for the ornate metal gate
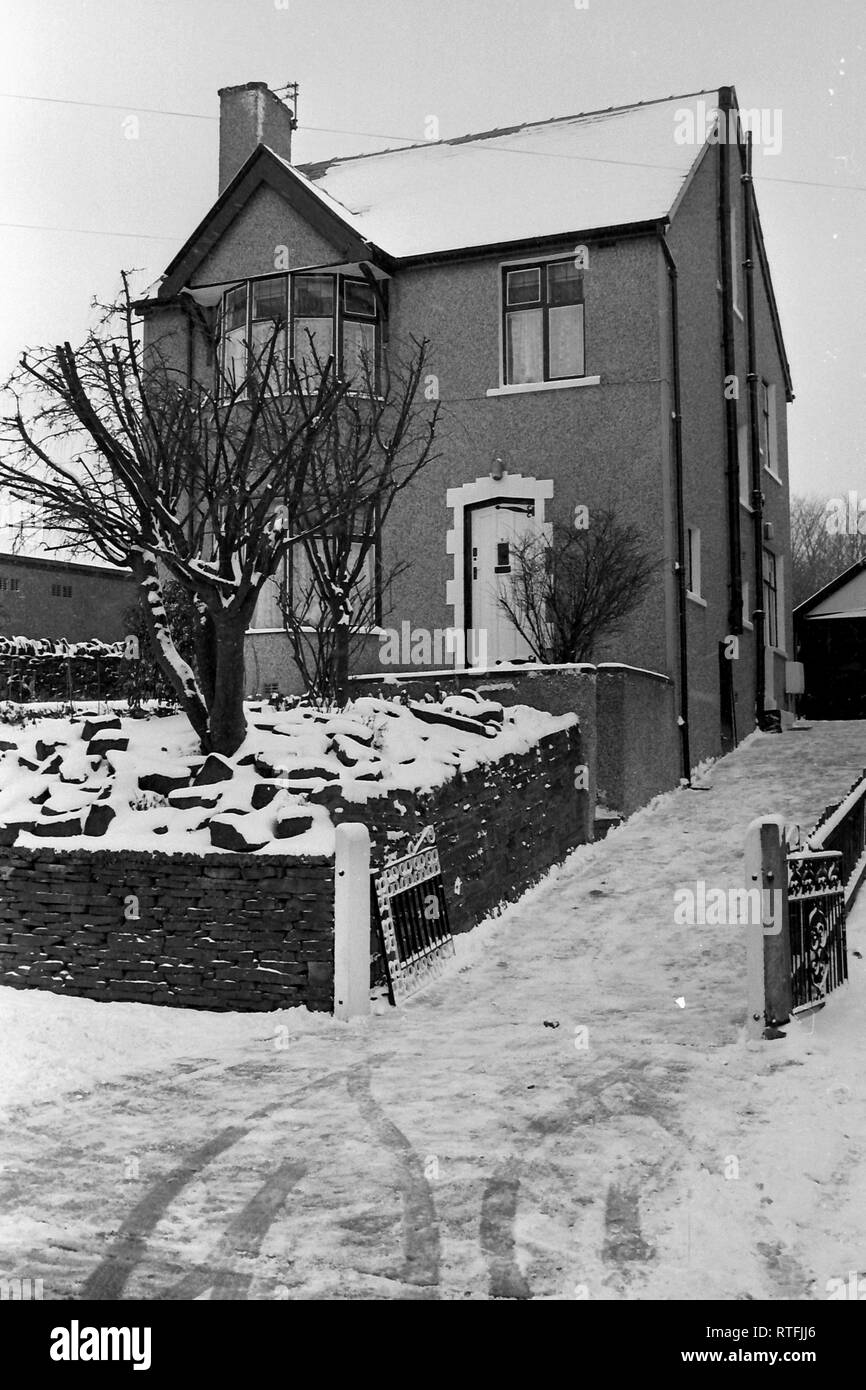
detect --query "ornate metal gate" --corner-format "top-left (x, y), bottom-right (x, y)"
top-left (370, 826), bottom-right (455, 1004)
top-left (786, 848), bottom-right (848, 1012)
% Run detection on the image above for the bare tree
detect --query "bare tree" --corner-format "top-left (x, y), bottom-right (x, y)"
top-left (280, 338), bottom-right (440, 705)
top-left (0, 274), bottom-right (349, 754)
top-left (498, 511), bottom-right (657, 663)
top-left (790, 492), bottom-right (864, 609)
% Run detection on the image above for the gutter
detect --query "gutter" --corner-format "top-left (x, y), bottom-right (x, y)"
top-left (394, 219), bottom-right (661, 271)
top-left (657, 230), bottom-right (692, 785)
top-left (742, 133), bottom-right (767, 726)
top-left (717, 86), bottom-right (744, 636)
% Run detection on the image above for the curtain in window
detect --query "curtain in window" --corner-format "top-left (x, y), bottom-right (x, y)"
top-left (506, 309), bottom-right (543, 384)
top-left (548, 304), bottom-right (584, 379)
top-left (249, 571), bottom-right (285, 630)
top-left (342, 320), bottom-right (376, 384)
top-left (290, 540), bottom-right (375, 626)
top-left (223, 329), bottom-right (246, 390)
top-left (293, 275), bottom-right (335, 387)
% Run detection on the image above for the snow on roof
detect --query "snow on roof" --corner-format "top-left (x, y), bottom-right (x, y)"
top-left (295, 93), bottom-right (712, 259)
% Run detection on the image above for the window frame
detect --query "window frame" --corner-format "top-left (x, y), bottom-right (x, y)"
top-left (218, 271), bottom-right (380, 398)
top-left (686, 525), bottom-right (702, 601)
top-left (763, 547), bottom-right (778, 650)
top-left (737, 420), bottom-right (752, 510)
top-left (730, 207), bottom-right (743, 318)
top-left (760, 379), bottom-right (780, 479)
top-left (287, 535), bottom-right (380, 631)
top-left (247, 536), bottom-right (381, 633)
top-left (500, 254), bottom-right (587, 388)
top-left (741, 578), bottom-right (753, 629)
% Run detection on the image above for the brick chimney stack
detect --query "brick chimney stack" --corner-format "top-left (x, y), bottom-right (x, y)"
top-left (217, 82), bottom-right (296, 193)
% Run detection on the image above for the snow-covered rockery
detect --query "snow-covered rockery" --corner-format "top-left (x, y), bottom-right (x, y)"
top-left (0, 636), bottom-right (124, 660)
top-left (0, 696), bottom-right (576, 857)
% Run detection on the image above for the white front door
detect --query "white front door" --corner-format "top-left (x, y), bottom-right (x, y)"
top-left (468, 500), bottom-right (537, 665)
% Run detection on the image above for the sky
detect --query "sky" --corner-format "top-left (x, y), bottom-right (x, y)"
top-left (0, 0), bottom-right (864, 500)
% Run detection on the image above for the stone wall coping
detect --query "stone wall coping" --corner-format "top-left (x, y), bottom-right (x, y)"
top-left (350, 662), bottom-right (598, 681)
top-left (596, 662), bottom-right (673, 684)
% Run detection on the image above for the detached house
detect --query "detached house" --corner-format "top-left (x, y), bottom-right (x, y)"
top-left (139, 80), bottom-right (795, 770)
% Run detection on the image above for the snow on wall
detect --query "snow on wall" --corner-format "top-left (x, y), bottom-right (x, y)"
top-left (0, 724), bottom-right (585, 1010)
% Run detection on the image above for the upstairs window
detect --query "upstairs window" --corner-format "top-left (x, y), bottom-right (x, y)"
top-left (730, 209), bottom-right (742, 315)
top-left (760, 380), bottom-right (779, 477)
top-left (219, 273), bottom-right (379, 396)
top-left (503, 258), bottom-right (585, 386)
top-left (222, 285), bottom-right (248, 391)
top-left (341, 279), bottom-right (377, 383)
top-left (293, 274), bottom-right (335, 383)
top-left (250, 276), bottom-right (288, 380)
top-left (686, 526), bottom-right (702, 599)
top-left (738, 421), bottom-right (750, 508)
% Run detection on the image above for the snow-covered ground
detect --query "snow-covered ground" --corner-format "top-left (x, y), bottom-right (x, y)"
top-left (1, 720), bottom-right (866, 1300)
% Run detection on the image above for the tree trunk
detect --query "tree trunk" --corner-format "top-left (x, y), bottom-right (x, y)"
top-left (194, 601), bottom-right (217, 709)
top-left (334, 614), bottom-right (350, 708)
top-left (208, 612), bottom-right (251, 755)
top-left (130, 553), bottom-right (211, 750)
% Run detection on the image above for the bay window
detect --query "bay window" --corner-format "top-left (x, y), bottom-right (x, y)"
top-left (218, 272), bottom-right (380, 395)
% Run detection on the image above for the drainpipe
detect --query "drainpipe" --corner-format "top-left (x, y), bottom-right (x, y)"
top-left (658, 232), bottom-right (692, 785)
top-left (717, 86), bottom-right (744, 636)
top-left (742, 133), bottom-right (767, 726)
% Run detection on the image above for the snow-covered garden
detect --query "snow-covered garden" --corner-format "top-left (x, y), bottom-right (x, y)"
top-left (0, 693), bottom-right (576, 857)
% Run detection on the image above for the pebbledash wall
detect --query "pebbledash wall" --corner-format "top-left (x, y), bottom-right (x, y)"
top-left (0, 726), bottom-right (585, 1012)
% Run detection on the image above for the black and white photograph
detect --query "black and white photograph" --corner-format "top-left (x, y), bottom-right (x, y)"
top-left (0, 0), bottom-right (864, 1358)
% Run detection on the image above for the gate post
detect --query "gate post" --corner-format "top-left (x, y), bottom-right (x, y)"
top-left (334, 822), bottom-right (371, 1022)
top-left (745, 816), bottom-right (792, 1038)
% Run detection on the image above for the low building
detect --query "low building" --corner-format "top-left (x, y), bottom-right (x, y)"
top-left (0, 551), bottom-right (136, 644)
top-left (794, 558), bottom-right (866, 718)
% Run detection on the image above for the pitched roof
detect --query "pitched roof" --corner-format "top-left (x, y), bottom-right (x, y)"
top-left (151, 83), bottom-right (791, 396)
top-left (294, 91), bottom-right (716, 260)
top-left (794, 557), bottom-right (866, 620)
